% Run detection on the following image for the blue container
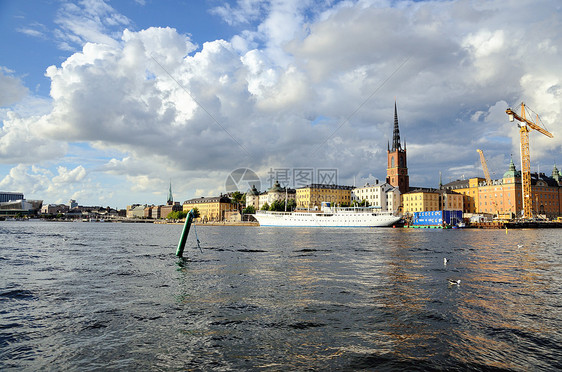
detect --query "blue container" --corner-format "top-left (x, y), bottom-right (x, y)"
top-left (412, 210), bottom-right (463, 226)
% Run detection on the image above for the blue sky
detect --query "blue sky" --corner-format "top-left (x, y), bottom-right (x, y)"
top-left (1, 1), bottom-right (237, 96)
top-left (1, 0), bottom-right (561, 209)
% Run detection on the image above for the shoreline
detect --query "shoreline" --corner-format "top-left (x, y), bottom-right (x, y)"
top-left (154, 220), bottom-right (259, 226)
top-left (7, 218), bottom-right (562, 229)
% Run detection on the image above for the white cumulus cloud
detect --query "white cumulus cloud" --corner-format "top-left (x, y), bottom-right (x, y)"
top-left (0, 67), bottom-right (29, 107)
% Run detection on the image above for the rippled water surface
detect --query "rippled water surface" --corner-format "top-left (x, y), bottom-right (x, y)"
top-left (1, 221), bottom-right (561, 371)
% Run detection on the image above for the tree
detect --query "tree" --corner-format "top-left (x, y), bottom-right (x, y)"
top-left (243, 205), bottom-right (256, 214)
top-left (287, 199), bottom-right (296, 211)
top-left (191, 207), bottom-right (200, 218)
top-left (269, 200), bottom-right (286, 211)
top-left (230, 191), bottom-right (245, 212)
top-left (261, 202), bottom-right (270, 211)
top-left (167, 210), bottom-right (187, 220)
top-left (355, 199), bottom-right (368, 207)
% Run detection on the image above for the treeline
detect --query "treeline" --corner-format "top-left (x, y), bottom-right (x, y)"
top-left (166, 208), bottom-right (200, 220)
top-left (258, 199), bottom-right (297, 212)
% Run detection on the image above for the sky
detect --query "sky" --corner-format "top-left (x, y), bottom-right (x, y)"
top-left (1, 0), bottom-right (561, 209)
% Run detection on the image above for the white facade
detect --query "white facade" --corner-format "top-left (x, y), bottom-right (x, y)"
top-left (351, 182), bottom-right (399, 211)
top-left (245, 186), bottom-right (260, 210)
top-left (0, 200), bottom-right (33, 211)
top-left (126, 204), bottom-right (147, 218)
top-left (385, 186), bottom-right (401, 213)
top-left (258, 191), bottom-right (296, 210)
top-left (258, 192), bottom-right (269, 210)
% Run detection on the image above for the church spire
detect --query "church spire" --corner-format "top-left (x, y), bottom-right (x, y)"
top-left (553, 163), bottom-right (560, 182)
top-left (392, 100), bottom-right (402, 151)
top-left (167, 180), bottom-right (173, 205)
top-left (386, 99), bottom-right (409, 195)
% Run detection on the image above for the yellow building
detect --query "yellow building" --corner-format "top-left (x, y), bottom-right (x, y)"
top-left (402, 189), bottom-right (463, 215)
top-left (296, 184), bottom-right (353, 209)
top-left (403, 189), bottom-right (437, 214)
top-left (182, 196), bottom-right (236, 222)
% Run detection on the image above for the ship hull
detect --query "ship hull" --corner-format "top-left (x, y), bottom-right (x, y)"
top-left (253, 210), bottom-right (401, 227)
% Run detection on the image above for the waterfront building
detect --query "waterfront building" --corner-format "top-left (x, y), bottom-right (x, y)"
top-left (182, 195), bottom-right (236, 222)
top-left (443, 161), bottom-right (562, 219)
top-left (258, 180), bottom-right (296, 210)
top-left (150, 206), bottom-right (161, 219)
top-left (0, 192), bottom-right (24, 203)
top-left (440, 189), bottom-right (464, 211)
top-left (403, 189), bottom-right (439, 214)
top-left (386, 102), bottom-right (409, 195)
top-left (258, 192), bottom-right (268, 209)
top-left (126, 204), bottom-right (147, 218)
top-left (245, 185), bottom-right (260, 210)
top-left (0, 199), bottom-right (43, 216)
top-left (160, 202), bottom-right (182, 219)
top-left (42, 204), bottom-right (70, 215)
top-left (0, 191), bottom-right (42, 216)
top-left (65, 208), bottom-right (85, 219)
top-left (386, 186), bottom-right (401, 213)
top-left (143, 205), bottom-right (154, 218)
top-left (39, 202), bottom-right (123, 220)
top-left (351, 181), bottom-right (400, 212)
top-left (402, 188), bottom-right (463, 215)
top-left (296, 184), bottom-right (353, 209)
top-left (439, 177), bottom-right (484, 214)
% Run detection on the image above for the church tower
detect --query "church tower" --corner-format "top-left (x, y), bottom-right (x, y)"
top-left (386, 101), bottom-right (409, 194)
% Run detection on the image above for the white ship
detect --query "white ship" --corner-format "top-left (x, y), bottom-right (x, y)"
top-left (253, 204), bottom-right (401, 228)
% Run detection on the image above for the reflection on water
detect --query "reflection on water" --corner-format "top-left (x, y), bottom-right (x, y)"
top-left (0, 222), bottom-right (561, 370)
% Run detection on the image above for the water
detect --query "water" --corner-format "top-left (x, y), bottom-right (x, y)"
top-left (1, 221), bottom-right (560, 371)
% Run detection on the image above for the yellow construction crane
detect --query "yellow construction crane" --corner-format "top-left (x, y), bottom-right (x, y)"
top-left (476, 149), bottom-right (492, 185)
top-left (506, 102), bottom-right (553, 219)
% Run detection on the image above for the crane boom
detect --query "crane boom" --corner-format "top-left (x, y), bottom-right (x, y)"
top-left (506, 102), bottom-right (554, 219)
top-left (476, 149), bottom-right (492, 185)
top-left (505, 107), bottom-right (553, 138)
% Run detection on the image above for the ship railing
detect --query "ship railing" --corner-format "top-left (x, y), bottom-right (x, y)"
top-left (255, 210), bottom-right (293, 215)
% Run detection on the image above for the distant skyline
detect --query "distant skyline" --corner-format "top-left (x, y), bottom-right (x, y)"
top-left (1, 0), bottom-right (561, 209)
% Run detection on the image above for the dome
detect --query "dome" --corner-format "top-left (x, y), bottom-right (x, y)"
top-left (553, 164), bottom-right (561, 182)
top-left (503, 158), bottom-right (521, 178)
top-left (248, 185), bottom-right (260, 196)
top-left (269, 180), bottom-right (283, 193)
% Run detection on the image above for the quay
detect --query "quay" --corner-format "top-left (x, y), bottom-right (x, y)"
top-left (153, 220), bottom-right (259, 227)
top-left (193, 221), bottom-right (259, 227)
top-left (469, 221), bottom-right (562, 229)
top-left (404, 221), bottom-right (562, 229)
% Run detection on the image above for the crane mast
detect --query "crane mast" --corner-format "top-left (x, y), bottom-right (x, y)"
top-left (476, 149), bottom-right (492, 185)
top-left (505, 103), bottom-right (553, 219)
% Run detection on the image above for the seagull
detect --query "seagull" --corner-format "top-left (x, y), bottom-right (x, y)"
top-left (517, 244), bottom-right (523, 248)
top-left (443, 257), bottom-right (448, 265)
top-left (448, 279), bottom-right (461, 286)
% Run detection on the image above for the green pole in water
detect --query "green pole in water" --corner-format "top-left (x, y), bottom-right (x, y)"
top-left (176, 209), bottom-right (194, 257)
